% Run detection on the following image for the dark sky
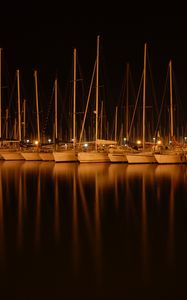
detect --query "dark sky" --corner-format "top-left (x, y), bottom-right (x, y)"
top-left (1, 2), bottom-right (187, 118)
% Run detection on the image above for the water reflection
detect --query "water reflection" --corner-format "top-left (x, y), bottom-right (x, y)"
top-left (17, 174), bottom-right (23, 250)
top-left (54, 170), bottom-right (60, 244)
top-left (35, 171), bottom-right (41, 249)
top-left (1, 161), bottom-right (187, 297)
top-left (0, 167), bottom-right (4, 261)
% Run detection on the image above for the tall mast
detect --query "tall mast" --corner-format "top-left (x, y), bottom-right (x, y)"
top-left (23, 99), bottom-right (26, 140)
top-left (17, 69), bottom-right (21, 142)
top-left (100, 100), bottom-right (103, 139)
top-left (115, 106), bottom-right (118, 142)
top-left (142, 43), bottom-right (147, 150)
top-left (54, 78), bottom-right (58, 142)
top-left (169, 60), bottom-right (174, 139)
top-left (5, 108), bottom-right (8, 139)
top-left (125, 63), bottom-right (129, 141)
top-left (0, 48), bottom-right (2, 140)
top-left (34, 70), bottom-right (40, 145)
top-left (95, 35), bottom-right (100, 150)
top-left (73, 48), bottom-right (76, 149)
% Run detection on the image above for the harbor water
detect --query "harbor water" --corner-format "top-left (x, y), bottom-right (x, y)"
top-left (0, 161), bottom-right (187, 299)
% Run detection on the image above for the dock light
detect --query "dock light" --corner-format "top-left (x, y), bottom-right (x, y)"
top-left (157, 140), bottom-right (162, 145)
top-left (26, 139), bottom-right (30, 143)
top-left (153, 137), bottom-right (156, 142)
top-left (34, 140), bottom-right (39, 145)
top-left (136, 140), bottom-right (141, 145)
top-left (184, 137), bottom-right (187, 141)
top-left (48, 138), bottom-right (52, 143)
top-left (84, 143), bottom-right (88, 148)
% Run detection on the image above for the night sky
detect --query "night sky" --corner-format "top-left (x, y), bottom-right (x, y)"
top-left (0, 2), bottom-right (187, 127)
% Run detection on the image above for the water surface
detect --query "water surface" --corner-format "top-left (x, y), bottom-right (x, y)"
top-left (0, 161), bottom-right (187, 299)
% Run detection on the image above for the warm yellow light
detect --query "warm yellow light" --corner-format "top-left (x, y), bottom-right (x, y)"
top-left (157, 140), bottom-right (162, 145)
top-left (137, 140), bottom-right (141, 145)
top-left (34, 140), bottom-right (39, 145)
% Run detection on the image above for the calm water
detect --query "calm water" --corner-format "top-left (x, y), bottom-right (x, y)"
top-left (0, 161), bottom-right (187, 299)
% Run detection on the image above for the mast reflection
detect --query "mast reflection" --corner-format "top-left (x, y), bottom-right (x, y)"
top-left (54, 170), bottom-right (60, 244)
top-left (72, 165), bottom-right (79, 273)
top-left (155, 165), bottom-right (185, 265)
top-left (17, 174), bottom-right (23, 250)
top-left (35, 171), bottom-right (41, 249)
top-left (141, 173), bottom-right (149, 284)
top-left (0, 165), bottom-right (4, 261)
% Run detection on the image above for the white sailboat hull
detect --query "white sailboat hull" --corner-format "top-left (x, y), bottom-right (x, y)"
top-left (108, 152), bottom-right (128, 163)
top-left (39, 152), bottom-right (54, 161)
top-left (21, 151), bottom-right (42, 161)
top-left (154, 153), bottom-right (187, 164)
top-left (0, 151), bottom-right (24, 161)
top-left (53, 150), bottom-right (78, 162)
top-left (78, 151), bottom-right (110, 163)
top-left (126, 152), bottom-right (157, 164)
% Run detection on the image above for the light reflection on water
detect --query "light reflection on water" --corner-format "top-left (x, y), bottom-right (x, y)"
top-left (0, 161), bottom-right (187, 298)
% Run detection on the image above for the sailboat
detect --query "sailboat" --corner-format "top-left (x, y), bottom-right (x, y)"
top-left (0, 69), bottom-right (24, 161)
top-left (126, 43), bottom-right (157, 164)
top-left (78, 35), bottom-right (115, 163)
top-left (53, 48), bottom-right (78, 162)
top-left (154, 61), bottom-right (186, 164)
top-left (108, 64), bottom-right (138, 163)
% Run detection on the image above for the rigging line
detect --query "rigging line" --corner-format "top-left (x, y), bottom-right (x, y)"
top-left (41, 81), bottom-right (55, 135)
top-left (172, 70), bottom-right (185, 126)
top-left (76, 52), bottom-right (85, 109)
top-left (78, 59), bottom-right (96, 147)
top-left (154, 65), bottom-right (169, 138)
top-left (147, 48), bottom-right (159, 117)
top-left (128, 71), bottom-right (144, 140)
top-left (7, 72), bottom-right (16, 112)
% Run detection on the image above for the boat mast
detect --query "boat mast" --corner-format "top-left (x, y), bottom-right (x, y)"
top-left (95, 35), bottom-right (100, 150)
top-left (0, 48), bottom-right (2, 141)
top-left (54, 77), bottom-right (58, 149)
top-left (115, 106), bottom-right (118, 142)
top-left (73, 48), bottom-right (76, 149)
top-left (100, 100), bottom-right (103, 139)
top-left (125, 63), bottom-right (129, 142)
top-left (142, 43), bottom-right (147, 151)
top-left (169, 60), bottom-right (174, 139)
top-left (34, 70), bottom-right (40, 145)
top-left (5, 108), bottom-right (8, 139)
top-left (23, 99), bottom-right (26, 140)
top-left (17, 69), bottom-right (21, 143)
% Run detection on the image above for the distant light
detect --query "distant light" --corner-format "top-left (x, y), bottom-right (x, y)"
top-left (84, 143), bottom-right (88, 148)
top-left (48, 138), bottom-right (52, 143)
top-left (153, 137), bottom-right (156, 141)
top-left (137, 140), bottom-right (141, 145)
top-left (26, 139), bottom-right (30, 143)
top-left (123, 137), bottom-right (127, 141)
top-left (34, 140), bottom-right (39, 145)
top-left (184, 137), bottom-right (187, 141)
top-left (157, 140), bottom-right (162, 145)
